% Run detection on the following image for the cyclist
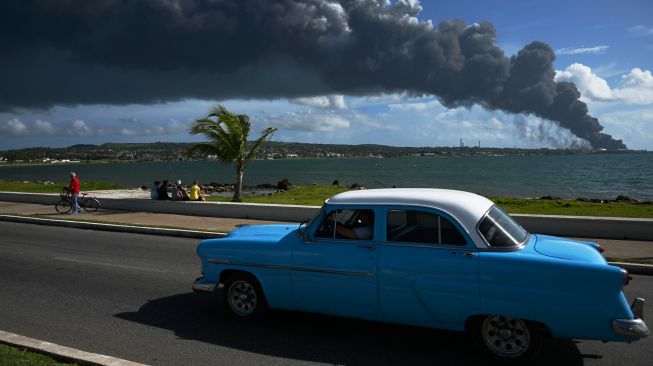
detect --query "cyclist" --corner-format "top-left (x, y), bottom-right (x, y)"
top-left (68, 171), bottom-right (81, 214)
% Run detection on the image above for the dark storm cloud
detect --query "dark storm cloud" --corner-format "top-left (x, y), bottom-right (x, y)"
top-left (0, 0), bottom-right (625, 149)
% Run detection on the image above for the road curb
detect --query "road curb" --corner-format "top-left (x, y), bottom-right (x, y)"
top-left (0, 329), bottom-right (147, 366)
top-left (0, 214), bottom-right (226, 239)
top-left (608, 262), bottom-right (653, 276)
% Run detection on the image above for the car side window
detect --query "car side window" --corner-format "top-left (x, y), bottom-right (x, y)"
top-left (386, 209), bottom-right (466, 245)
top-left (314, 209), bottom-right (374, 240)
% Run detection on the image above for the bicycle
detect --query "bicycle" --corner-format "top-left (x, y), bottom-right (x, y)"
top-left (55, 187), bottom-right (101, 214)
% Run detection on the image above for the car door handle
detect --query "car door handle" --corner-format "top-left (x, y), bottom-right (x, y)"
top-left (451, 252), bottom-right (476, 258)
top-left (358, 244), bottom-right (376, 251)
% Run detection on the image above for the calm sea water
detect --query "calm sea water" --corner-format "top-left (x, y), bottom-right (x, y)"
top-left (1, 153), bottom-right (652, 200)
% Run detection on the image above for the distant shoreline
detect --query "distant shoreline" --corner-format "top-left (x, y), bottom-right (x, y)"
top-left (1, 149), bottom-right (651, 168)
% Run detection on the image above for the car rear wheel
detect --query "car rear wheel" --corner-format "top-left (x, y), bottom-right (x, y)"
top-left (223, 273), bottom-right (268, 319)
top-left (470, 315), bottom-right (543, 362)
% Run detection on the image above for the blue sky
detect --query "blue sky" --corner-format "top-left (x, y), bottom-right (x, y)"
top-left (1, 0), bottom-right (652, 150)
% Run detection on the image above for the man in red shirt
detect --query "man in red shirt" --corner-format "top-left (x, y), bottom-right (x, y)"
top-left (68, 171), bottom-right (81, 214)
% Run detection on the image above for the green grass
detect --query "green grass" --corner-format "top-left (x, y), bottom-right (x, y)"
top-left (492, 197), bottom-right (653, 218)
top-left (208, 185), bottom-right (653, 218)
top-left (206, 185), bottom-right (348, 206)
top-left (0, 180), bottom-right (124, 193)
top-left (0, 343), bottom-right (76, 365)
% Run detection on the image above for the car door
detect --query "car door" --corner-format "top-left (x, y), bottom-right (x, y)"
top-left (291, 207), bottom-right (378, 318)
top-left (378, 207), bottom-right (480, 325)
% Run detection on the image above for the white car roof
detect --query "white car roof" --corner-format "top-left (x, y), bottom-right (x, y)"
top-left (325, 188), bottom-right (494, 236)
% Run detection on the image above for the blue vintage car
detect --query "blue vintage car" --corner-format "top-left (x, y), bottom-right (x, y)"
top-left (193, 188), bottom-right (648, 361)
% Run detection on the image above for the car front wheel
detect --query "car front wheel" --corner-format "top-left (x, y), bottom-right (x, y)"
top-left (470, 315), bottom-right (543, 362)
top-left (223, 273), bottom-right (268, 319)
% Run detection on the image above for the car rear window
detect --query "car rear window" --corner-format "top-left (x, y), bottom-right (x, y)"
top-left (478, 206), bottom-right (529, 247)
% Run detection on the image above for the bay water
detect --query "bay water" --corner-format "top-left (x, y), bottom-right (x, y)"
top-left (1, 153), bottom-right (652, 200)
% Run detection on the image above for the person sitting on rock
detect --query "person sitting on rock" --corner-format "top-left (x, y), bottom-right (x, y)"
top-left (151, 181), bottom-right (160, 200)
top-left (189, 180), bottom-right (205, 201)
top-left (158, 180), bottom-right (171, 200)
top-left (173, 180), bottom-right (190, 201)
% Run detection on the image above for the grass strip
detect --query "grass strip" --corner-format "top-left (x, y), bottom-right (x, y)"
top-left (492, 197), bottom-right (653, 219)
top-left (0, 180), bottom-right (124, 193)
top-left (207, 185), bottom-right (653, 218)
top-left (0, 343), bottom-right (76, 365)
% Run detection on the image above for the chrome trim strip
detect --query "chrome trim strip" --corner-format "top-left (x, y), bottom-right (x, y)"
top-left (292, 266), bottom-right (375, 277)
top-left (208, 258), bottom-right (288, 270)
top-left (207, 258), bottom-right (374, 277)
top-left (380, 242), bottom-right (476, 251)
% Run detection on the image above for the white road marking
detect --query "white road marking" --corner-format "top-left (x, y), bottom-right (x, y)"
top-left (54, 256), bottom-right (168, 273)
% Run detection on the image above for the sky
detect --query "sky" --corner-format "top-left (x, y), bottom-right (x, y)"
top-left (1, 0), bottom-right (652, 150)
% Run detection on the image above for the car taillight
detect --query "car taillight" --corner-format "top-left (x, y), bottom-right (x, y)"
top-left (596, 244), bottom-right (605, 253)
top-left (621, 268), bottom-right (632, 286)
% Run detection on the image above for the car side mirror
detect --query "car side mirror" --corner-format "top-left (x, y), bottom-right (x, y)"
top-left (302, 229), bottom-right (313, 243)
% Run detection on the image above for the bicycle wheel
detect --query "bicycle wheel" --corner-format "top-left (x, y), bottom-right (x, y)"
top-left (55, 199), bottom-right (72, 214)
top-left (82, 198), bottom-right (100, 212)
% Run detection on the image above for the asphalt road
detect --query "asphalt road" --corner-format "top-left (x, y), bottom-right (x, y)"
top-left (0, 221), bottom-right (651, 366)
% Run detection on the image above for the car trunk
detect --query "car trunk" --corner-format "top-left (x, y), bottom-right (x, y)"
top-left (534, 235), bottom-right (607, 264)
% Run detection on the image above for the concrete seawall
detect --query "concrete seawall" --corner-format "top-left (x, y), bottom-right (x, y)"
top-left (1, 191), bottom-right (651, 240)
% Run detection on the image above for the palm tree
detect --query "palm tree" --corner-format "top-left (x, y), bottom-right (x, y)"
top-left (189, 105), bottom-right (277, 202)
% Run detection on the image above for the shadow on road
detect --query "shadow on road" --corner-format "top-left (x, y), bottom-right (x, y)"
top-left (116, 292), bottom-right (591, 365)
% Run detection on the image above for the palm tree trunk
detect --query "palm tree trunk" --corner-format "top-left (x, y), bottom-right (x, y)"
top-left (233, 165), bottom-right (244, 202)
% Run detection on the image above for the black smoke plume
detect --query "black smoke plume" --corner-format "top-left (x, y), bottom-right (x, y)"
top-left (0, 0), bottom-right (626, 149)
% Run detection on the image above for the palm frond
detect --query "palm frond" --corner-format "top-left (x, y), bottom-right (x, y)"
top-left (245, 127), bottom-right (278, 162)
top-left (189, 104), bottom-right (277, 169)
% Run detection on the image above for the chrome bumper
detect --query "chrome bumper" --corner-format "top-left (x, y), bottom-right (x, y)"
top-left (612, 298), bottom-right (650, 339)
top-left (192, 276), bottom-right (217, 293)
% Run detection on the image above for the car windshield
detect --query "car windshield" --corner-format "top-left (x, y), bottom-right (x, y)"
top-left (477, 206), bottom-right (529, 248)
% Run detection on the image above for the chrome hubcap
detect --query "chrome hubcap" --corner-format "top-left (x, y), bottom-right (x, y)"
top-left (482, 316), bottom-right (530, 358)
top-left (228, 280), bottom-right (257, 316)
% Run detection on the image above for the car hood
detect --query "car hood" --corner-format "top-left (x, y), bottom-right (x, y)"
top-left (226, 223), bottom-right (300, 240)
top-left (534, 235), bottom-right (606, 264)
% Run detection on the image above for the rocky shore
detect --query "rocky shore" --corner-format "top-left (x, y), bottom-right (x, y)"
top-left (5, 179), bottom-right (652, 204)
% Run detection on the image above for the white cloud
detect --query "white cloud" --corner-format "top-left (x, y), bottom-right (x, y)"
top-left (350, 111), bottom-right (401, 130)
top-left (555, 63), bottom-right (614, 101)
top-left (627, 25), bottom-right (653, 36)
top-left (388, 98), bottom-right (443, 112)
top-left (143, 118), bottom-right (188, 135)
top-left (291, 95), bottom-right (347, 109)
top-left (593, 62), bottom-right (629, 79)
top-left (259, 111), bottom-right (350, 132)
top-left (556, 64), bottom-right (653, 104)
top-left (329, 95), bottom-right (347, 110)
top-left (66, 120), bottom-right (92, 136)
top-left (34, 120), bottom-right (57, 135)
top-left (0, 118), bottom-right (29, 136)
top-left (555, 45), bottom-right (609, 55)
top-left (599, 108), bottom-right (653, 150)
top-left (1, 118), bottom-right (57, 136)
top-left (119, 128), bottom-right (138, 136)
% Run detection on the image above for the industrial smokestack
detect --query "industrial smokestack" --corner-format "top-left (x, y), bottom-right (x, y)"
top-left (0, 0), bottom-right (626, 149)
